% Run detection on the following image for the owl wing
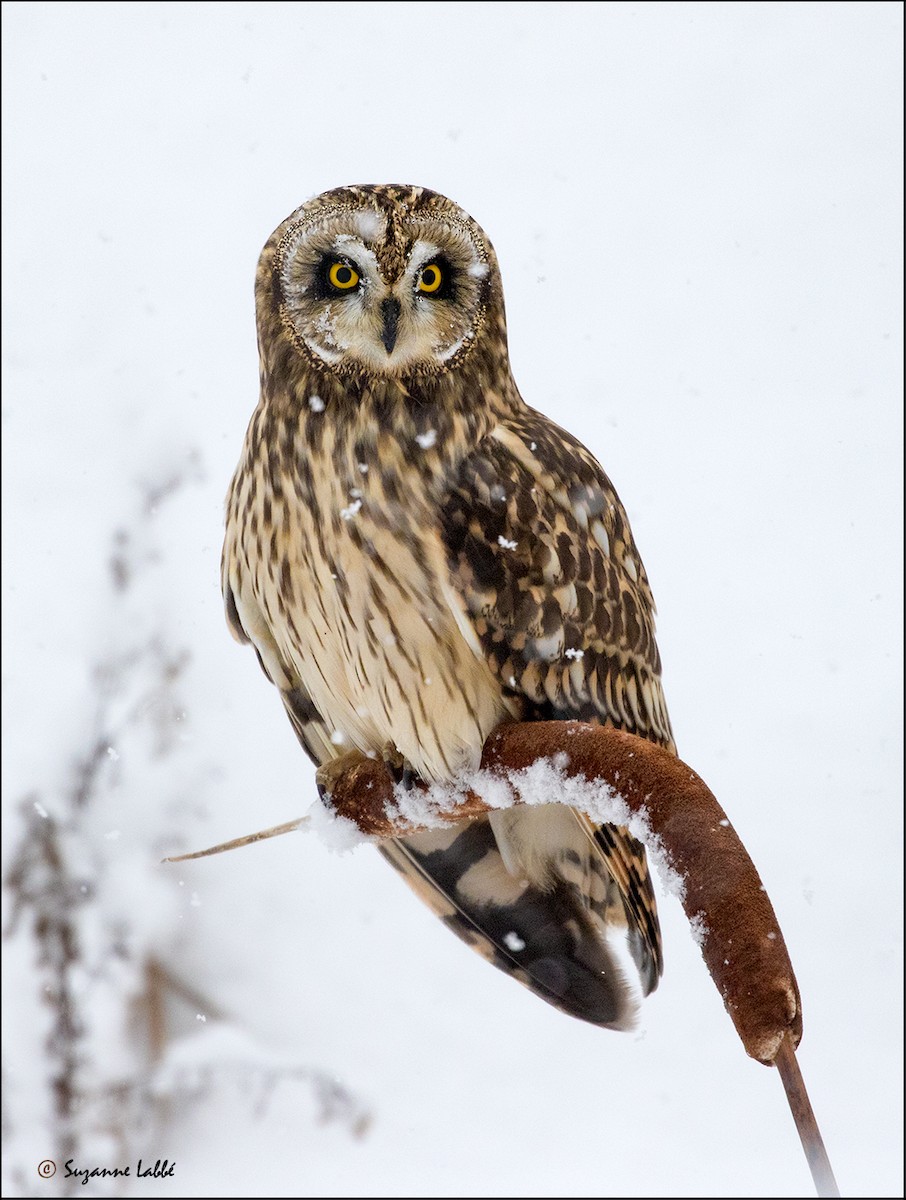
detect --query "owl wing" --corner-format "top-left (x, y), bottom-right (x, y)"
top-left (449, 407), bottom-right (674, 985)
top-left (382, 406), bottom-right (673, 1018)
top-left (441, 409), bottom-right (673, 745)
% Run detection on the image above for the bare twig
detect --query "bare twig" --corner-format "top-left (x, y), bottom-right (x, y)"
top-left (162, 817), bottom-right (308, 862)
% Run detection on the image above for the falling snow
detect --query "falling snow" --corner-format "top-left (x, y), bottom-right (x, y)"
top-left (2, 6), bottom-right (899, 1197)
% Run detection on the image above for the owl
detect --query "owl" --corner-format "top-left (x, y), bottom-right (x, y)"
top-left (222, 185), bottom-right (675, 1029)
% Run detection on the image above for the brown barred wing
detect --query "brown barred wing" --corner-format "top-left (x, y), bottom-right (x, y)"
top-left (442, 408), bottom-right (674, 745)
top-left (439, 406), bottom-right (676, 992)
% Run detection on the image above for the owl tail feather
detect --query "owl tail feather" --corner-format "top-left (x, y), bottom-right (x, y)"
top-left (379, 808), bottom-right (640, 1030)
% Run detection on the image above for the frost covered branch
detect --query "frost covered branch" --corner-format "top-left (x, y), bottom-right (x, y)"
top-left (4, 457), bottom-right (372, 1195)
top-left (3, 515), bottom-right (200, 1195)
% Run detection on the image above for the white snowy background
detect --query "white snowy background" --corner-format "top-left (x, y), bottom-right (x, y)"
top-left (2, 2), bottom-right (902, 1197)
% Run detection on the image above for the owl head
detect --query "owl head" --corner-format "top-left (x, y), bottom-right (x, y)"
top-left (257, 185), bottom-right (506, 381)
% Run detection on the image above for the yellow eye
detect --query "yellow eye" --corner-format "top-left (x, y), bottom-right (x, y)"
top-left (328, 262), bottom-right (359, 290)
top-left (417, 263), bottom-right (443, 294)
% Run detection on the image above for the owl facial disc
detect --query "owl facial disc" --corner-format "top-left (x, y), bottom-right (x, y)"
top-left (272, 189), bottom-right (492, 378)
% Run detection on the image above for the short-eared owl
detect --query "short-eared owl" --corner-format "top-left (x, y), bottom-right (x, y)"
top-left (222, 185), bottom-right (674, 1028)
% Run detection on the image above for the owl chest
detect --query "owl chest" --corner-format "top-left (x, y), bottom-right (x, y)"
top-left (252, 470), bottom-right (507, 781)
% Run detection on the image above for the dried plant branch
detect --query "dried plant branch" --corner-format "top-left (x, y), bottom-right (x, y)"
top-left (5, 804), bottom-right (85, 1195)
top-left (161, 817), bottom-right (308, 863)
top-left (3, 468), bottom-right (203, 1194)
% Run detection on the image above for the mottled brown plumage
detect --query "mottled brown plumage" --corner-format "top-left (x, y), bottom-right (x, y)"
top-left (222, 185), bottom-right (675, 1027)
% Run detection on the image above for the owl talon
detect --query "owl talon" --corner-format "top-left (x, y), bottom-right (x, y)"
top-left (381, 745), bottom-right (417, 791)
top-left (393, 764), bottom-right (416, 792)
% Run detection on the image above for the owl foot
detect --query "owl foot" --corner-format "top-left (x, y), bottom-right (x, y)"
top-left (315, 745), bottom-right (417, 800)
top-left (315, 750), bottom-right (370, 800)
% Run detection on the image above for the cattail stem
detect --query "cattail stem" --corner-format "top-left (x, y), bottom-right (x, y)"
top-left (775, 1031), bottom-right (841, 1197)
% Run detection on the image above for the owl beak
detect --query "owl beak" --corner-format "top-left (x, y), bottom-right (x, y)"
top-left (381, 297), bottom-right (401, 355)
